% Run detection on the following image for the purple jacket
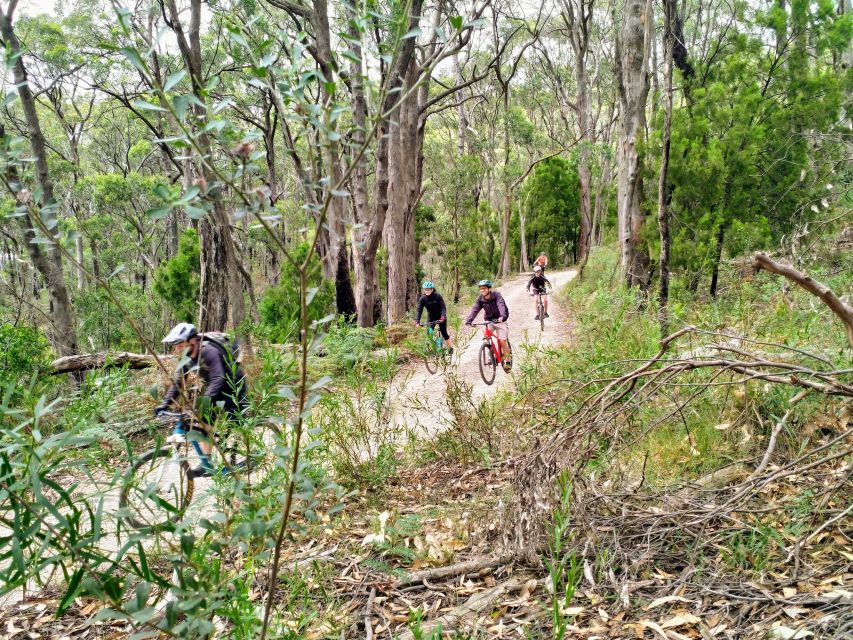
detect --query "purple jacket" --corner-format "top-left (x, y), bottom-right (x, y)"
top-left (163, 342), bottom-right (247, 412)
top-left (465, 291), bottom-right (509, 324)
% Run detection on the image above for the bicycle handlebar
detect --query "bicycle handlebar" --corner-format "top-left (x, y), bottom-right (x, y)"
top-left (157, 410), bottom-right (186, 420)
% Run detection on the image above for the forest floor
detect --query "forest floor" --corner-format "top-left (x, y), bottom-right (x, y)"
top-left (3, 266), bottom-right (851, 639)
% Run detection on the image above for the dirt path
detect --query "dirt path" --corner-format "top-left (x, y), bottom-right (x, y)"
top-left (390, 269), bottom-right (577, 438)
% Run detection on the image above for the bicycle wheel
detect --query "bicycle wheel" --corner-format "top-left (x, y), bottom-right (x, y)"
top-left (478, 342), bottom-right (496, 385)
top-left (539, 298), bottom-right (545, 331)
top-left (222, 422), bottom-right (282, 477)
top-left (424, 338), bottom-right (438, 374)
top-left (120, 447), bottom-right (193, 531)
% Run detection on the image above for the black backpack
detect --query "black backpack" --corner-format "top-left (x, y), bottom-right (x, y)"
top-left (200, 332), bottom-right (241, 365)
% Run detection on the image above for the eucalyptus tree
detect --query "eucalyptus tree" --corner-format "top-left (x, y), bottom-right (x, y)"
top-left (0, 1), bottom-right (77, 356)
top-left (614, 0), bottom-right (653, 287)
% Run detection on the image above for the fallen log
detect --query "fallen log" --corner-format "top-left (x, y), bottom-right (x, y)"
top-left (51, 352), bottom-right (173, 375)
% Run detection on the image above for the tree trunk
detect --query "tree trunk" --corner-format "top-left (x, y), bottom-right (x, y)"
top-left (576, 55), bottom-right (593, 265)
top-left (351, 0), bottom-right (422, 327)
top-left (615, 0), bottom-right (654, 288)
top-left (75, 233), bottom-right (86, 289)
top-left (0, 11), bottom-right (76, 356)
top-left (657, 0), bottom-right (676, 332)
top-left (165, 0), bottom-right (247, 340)
top-left (498, 88), bottom-right (512, 278)
top-left (709, 222), bottom-right (725, 299)
top-left (335, 238), bottom-right (357, 320)
top-left (519, 192), bottom-right (530, 272)
top-left (383, 96), bottom-right (407, 324)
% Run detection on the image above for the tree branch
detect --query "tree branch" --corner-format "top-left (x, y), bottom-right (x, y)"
top-left (754, 252), bottom-right (853, 349)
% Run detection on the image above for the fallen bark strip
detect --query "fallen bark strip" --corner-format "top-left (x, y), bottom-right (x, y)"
top-left (51, 352), bottom-right (173, 375)
top-left (396, 555), bottom-right (510, 587)
top-left (395, 575), bottom-right (529, 640)
top-left (754, 252), bottom-right (853, 349)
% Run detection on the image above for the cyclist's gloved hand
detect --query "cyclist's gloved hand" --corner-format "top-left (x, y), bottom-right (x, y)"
top-left (499, 317), bottom-right (506, 323)
top-left (439, 316), bottom-right (445, 322)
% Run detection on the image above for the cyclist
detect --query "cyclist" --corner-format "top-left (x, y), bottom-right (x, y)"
top-left (464, 279), bottom-right (512, 371)
top-left (533, 252), bottom-right (548, 273)
top-left (526, 265), bottom-right (552, 320)
top-left (154, 322), bottom-right (248, 476)
top-left (414, 280), bottom-right (454, 354)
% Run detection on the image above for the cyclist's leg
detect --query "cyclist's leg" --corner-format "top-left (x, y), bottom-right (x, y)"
top-left (438, 320), bottom-right (453, 349)
top-left (531, 293), bottom-right (539, 317)
top-left (493, 322), bottom-right (511, 359)
top-left (543, 292), bottom-right (549, 315)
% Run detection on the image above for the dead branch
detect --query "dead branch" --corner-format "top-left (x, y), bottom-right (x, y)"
top-left (397, 555), bottom-right (509, 587)
top-left (754, 252), bottom-right (853, 349)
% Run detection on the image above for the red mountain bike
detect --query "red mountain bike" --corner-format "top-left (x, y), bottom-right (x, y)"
top-left (471, 321), bottom-right (512, 385)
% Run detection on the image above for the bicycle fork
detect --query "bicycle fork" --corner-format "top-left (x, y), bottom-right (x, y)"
top-left (167, 429), bottom-right (213, 473)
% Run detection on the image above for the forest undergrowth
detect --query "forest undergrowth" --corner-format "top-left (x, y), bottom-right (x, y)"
top-left (3, 242), bottom-right (851, 639)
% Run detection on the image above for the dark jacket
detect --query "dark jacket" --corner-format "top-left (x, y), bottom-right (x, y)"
top-left (163, 341), bottom-right (248, 414)
top-left (416, 291), bottom-right (447, 323)
top-left (526, 274), bottom-right (551, 293)
top-left (465, 291), bottom-right (509, 324)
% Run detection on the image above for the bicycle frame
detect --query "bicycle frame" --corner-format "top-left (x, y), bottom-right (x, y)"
top-left (160, 412), bottom-right (207, 462)
top-left (425, 320), bottom-right (444, 349)
top-left (476, 322), bottom-right (503, 364)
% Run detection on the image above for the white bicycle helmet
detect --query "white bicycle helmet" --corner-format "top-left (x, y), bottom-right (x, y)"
top-left (533, 265), bottom-right (542, 273)
top-left (162, 322), bottom-right (198, 345)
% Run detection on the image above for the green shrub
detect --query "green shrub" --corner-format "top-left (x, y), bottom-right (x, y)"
top-left (0, 323), bottom-right (51, 385)
top-left (153, 228), bottom-right (200, 322)
top-left (75, 281), bottom-right (162, 351)
top-left (259, 242), bottom-right (334, 343)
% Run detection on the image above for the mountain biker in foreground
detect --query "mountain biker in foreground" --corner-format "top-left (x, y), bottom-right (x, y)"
top-left (464, 279), bottom-right (512, 371)
top-left (154, 322), bottom-right (248, 476)
top-left (414, 281), bottom-right (454, 354)
top-left (526, 265), bottom-right (552, 320)
top-left (533, 252), bottom-right (548, 273)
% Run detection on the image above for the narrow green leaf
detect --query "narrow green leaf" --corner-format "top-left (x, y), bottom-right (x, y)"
top-left (163, 70), bottom-right (186, 92)
top-left (132, 99), bottom-right (166, 112)
top-left (310, 376), bottom-right (333, 391)
top-left (119, 47), bottom-right (147, 74)
top-left (146, 206), bottom-right (172, 220)
top-left (57, 568), bottom-right (85, 614)
top-left (402, 27), bottom-right (421, 39)
top-left (185, 204), bottom-right (208, 219)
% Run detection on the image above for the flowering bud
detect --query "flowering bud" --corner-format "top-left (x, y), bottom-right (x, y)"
top-left (16, 188), bottom-right (31, 204)
top-left (231, 142), bottom-right (255, 158)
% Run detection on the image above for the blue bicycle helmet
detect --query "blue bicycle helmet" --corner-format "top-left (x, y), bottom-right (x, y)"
top-left (477, 279), bottom-right (493, 288)
top-left (421, 280), bottom-right (435, 289)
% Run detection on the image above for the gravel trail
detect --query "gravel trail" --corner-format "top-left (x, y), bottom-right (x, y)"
top-left (390, 269), bottom-right (577, 438)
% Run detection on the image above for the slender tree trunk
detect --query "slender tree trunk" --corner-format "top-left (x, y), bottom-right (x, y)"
top-left (615, 0), bottom-right (654, 288)
top-left (709, 222), bottom-right (726, 299)
top-left (0, 12), bottom-right (76, 356)
top-left (657, 0), bottom-right (676, 332)
top-left (75, 234), bottom-right (86, 289)
top-left (499, 86), bottom-right (512, 278)
top-left (576, 56), bottom-right (593, 265)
